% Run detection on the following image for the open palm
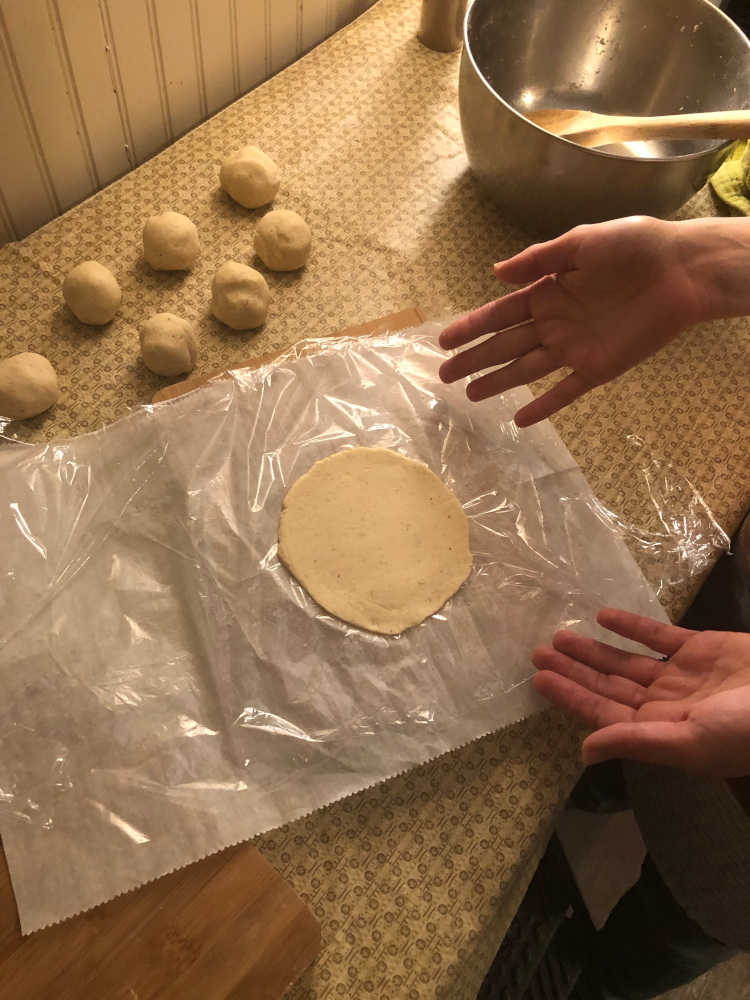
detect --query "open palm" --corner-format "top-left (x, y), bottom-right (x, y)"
top-left (439, 216), bottom-right (710, 427)
top-left (532, 607), bottom-right (750, 777)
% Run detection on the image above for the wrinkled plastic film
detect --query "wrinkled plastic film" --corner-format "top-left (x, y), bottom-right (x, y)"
top-left (0, 326), bottom-right (727, 932)
top-left (585, 432), bottom-right (730, 598)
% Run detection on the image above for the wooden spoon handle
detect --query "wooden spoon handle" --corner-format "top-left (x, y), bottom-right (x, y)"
top-left (578, 109), bottom-right (750, 147)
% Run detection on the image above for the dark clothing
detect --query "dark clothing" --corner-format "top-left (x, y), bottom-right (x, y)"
top-left (571, 853), bottom-right (736, 1000)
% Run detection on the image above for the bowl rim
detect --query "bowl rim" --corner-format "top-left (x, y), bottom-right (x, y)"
top-left (462, 0), bottom-right (750, 164)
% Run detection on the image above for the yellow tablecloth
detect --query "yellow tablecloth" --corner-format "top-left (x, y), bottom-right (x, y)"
top-left (0, 1), bottom-right (748, 997)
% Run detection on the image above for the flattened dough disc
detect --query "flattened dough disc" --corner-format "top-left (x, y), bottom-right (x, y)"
top-left (278, 447), bottom-right (472, 634)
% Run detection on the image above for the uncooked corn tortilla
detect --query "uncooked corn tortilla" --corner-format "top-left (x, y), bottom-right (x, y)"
top-left (277, 447), bottom-right (472, 634)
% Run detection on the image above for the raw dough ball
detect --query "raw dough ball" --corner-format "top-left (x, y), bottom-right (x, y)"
top-left (211, 262), bottom-right (271, 330)
top-left (0, 352), bottom-right (58, 420)
top-left (219, 146), bottom-right (280, 209)
top-left (142, 211), bottom-right (200, 270)
top-left (63, 260), bottom-right (121, 325)
top-left (254, 210), bottom-right (312, 271)
top-left (139, 313), bottom-right (198, 376)
top-left (278, 448), bottom-right (473, 634)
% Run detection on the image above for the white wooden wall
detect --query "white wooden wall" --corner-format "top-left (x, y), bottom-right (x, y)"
top-left (0, 0), bottom-right (375, 247)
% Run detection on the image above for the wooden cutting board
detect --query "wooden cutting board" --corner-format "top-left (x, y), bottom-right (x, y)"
top-left (0, 841), bottom-right (321, 1000)
top-left (152, 307), bottom-right (428, 404)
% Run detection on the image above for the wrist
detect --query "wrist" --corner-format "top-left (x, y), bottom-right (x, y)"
top-left (671, 217), bottom-right (750, 325)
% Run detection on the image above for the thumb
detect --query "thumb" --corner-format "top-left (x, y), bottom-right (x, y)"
top-left (582, 721), bottom-right (707, 775)
top-left (494, 227), bottom-right (585, 284)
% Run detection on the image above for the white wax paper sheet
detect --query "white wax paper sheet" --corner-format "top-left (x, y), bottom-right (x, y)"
top-left (0, 327), bottom-right (727, 932)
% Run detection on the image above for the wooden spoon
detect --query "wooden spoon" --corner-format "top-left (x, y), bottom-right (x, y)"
top-left (526, 108), bottom-right (750, 148)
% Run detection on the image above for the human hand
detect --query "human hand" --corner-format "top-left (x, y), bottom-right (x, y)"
top-left (438, 216), bottom-right (713, 427)
top-left (532, 607), bottom-right (750, 778)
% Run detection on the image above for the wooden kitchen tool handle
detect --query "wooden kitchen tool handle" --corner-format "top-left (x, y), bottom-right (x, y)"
top-left (584, 109), bottom-right (750, 145)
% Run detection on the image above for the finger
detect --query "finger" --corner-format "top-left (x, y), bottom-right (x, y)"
top-left (551, 630), bottom-right (662, 687)
top-left (582, 720), bottom-right (707, 774)
top-left (532, 670), bottom-right (635, 729)
top-left (532, 645), bottom-right (648, 709)
top-left (439, 323), bottom-right (540, 383)
top-left (513, 371), bottom-right (590, 428)
top-left (465, 348), bottom-right (557, 403)
top-left (439, 289), bottom-right (532, 350)
top-left (596, 608), bottom-right (699, 657)
top-left (493, 228), bottom-right (585, 285)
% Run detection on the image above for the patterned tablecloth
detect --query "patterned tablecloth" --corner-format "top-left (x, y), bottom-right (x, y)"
top-left (0, 1), bottom-right (748, 997)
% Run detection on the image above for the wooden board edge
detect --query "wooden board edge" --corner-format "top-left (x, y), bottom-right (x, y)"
top-left (152, 307), bottom-right (428, 405)
top-left (0, 840), bottom-right (323, 1000)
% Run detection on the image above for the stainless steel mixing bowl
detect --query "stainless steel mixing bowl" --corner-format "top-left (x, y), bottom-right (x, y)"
top-left (459, 0), bottom-right (750, 233)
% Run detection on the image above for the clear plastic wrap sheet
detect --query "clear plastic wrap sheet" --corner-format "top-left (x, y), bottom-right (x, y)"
top-left (0, 326), bottom-right (727, 932)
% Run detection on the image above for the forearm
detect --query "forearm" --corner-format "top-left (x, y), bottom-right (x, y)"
top-left (672, 217), bottom-right (750, 323)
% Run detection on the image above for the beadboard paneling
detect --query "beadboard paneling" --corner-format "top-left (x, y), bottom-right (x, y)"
top-left (0, 0), bottom-right (377, 246)
top-left (0, 202), bottom-right (13, 245)
top-left (153, 0), bottom-right (203, 139)
top-left (1, 0), bottom-right (95, 212)
top-left (0, 18), bottom-right (57, 239)
top-left (269, 0), bottom-right (300, 75)
top-left (194, 0), bottom-right (237, 117)
top-left (55, 0), bottom-right (131, 186)
top-left (235, 0), bottom-right (268, 96)
top-left (301, 0), bottom-right (328, 53)
top-left (100, 0), bottom-right (170, 167)
top-left (332, 0), bottom-right (372, 32)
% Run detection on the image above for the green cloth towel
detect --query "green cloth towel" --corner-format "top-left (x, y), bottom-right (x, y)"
top-left (709, 140), bottom-right (750, 215)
